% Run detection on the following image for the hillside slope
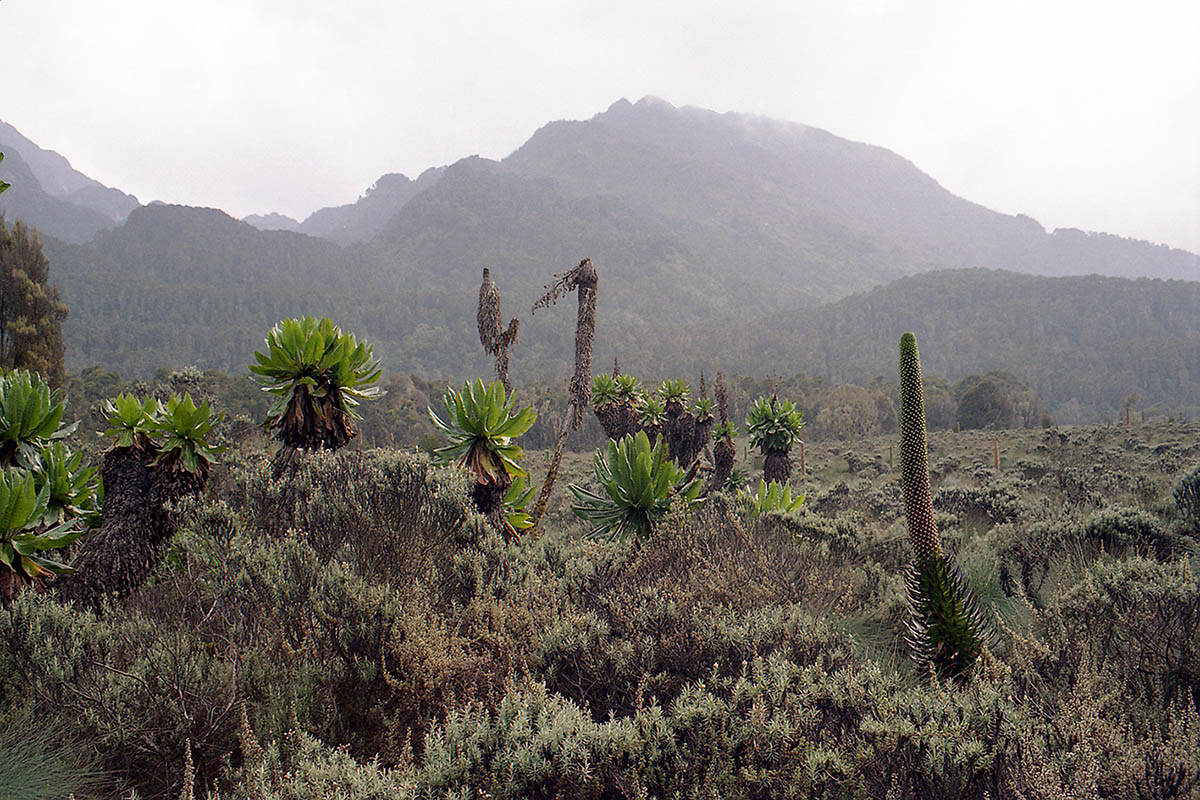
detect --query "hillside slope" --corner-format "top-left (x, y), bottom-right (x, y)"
top-left (647, 269), bottom-right (1200, 420)
top-left (0, 120), bottom-right (138, 240)
top-left (14, 98), bottom-right (1198, 420)
top-left (502, 97), bottom-right (1197, 285)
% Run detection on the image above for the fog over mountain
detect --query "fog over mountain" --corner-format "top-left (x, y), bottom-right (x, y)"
top-left (247, 97), bottom-right (1196, 290)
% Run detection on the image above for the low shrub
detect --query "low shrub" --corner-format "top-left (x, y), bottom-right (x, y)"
top-left (1175, 464), bottom-right (1200, 528)
top-left (934, 483), bottom-right (1022, 525)
top-left (5, 424), bottom-right (1200, 798)
top-left (1083, 505), bottom-right (1181, 558)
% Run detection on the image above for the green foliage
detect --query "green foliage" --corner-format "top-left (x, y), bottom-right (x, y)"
top-left (637, 395), bottom-right (666, 428)
top-left (31, 441), bottom-right (102, 528)
top-left (692, 397), bottom-right (715, 421)
top-left (934, 484), bottom-right (1022, 525)
top-left (0, 152), bottom-right (9, 194)
top-left (739, 479), bottom-right (805, 516)
top-left (429, 379), bottom-right (536, 484)
top-left (657, 379), bottom-right (690, 406)
top-left (899, 333), bottom-right (988, 681)
top-left (724, 465), bottom-right (751, 492)
top-left (905, 554), bottom-right (991, 682)
top-left (1083, 505), bottom-right (1182, 558)
top-left (249, 316), bottom-right (383, 451)
top-left (0, 370), bottom-right (75, 469)
top-left (0, 468), bottom-right (82, 579)
top-left (0, 218), bottom-right (67, 387)
top-left (101, 392), bottom-right (161, 450)
top-left (590, 373), bottom-right (619, 407)
top-left (898, 333), bottom-right (940, 560)
top-left (0, 716), bottom-right (98, 800)
top-left (957, 378), bottom-right (1015, 430)
top-left (101, 392), bottom-right (224, 476)
top-left (569, 430), bottom-right (701, 542)
top-left (613, 374), bottom-right (643, 404)
top-left (504, 474), bottom-right (535, 532)
top-left (151, 394), bottom-right (225, 474)
top-left (1058, 556), bottom-right (1200, 706)
top-left (744, 395), bottom-right (804, 453)
top-left (711, 420), bottom-right (737, 440)
top-left (3, 424), bottom-right (1200, 798)
top-left (1175, 464), bottom-right (1200, 525)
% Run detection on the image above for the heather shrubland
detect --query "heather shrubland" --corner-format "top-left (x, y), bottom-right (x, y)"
top-left (1, 411), bottom-right (1198, 798)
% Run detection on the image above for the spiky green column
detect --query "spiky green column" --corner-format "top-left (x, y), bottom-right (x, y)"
top-left (898, 332), bottom-right (988, 681)
top-left (899, 333), bottom-right (943, 560)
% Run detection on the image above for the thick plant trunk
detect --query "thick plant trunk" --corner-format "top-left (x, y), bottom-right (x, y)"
top-left (641, 424), bottom-right (663, 449)
top-left (664, 408), bottom-right (704, 467)
top-left (594, 403), bottom-right (627, 441)
top-left (472, 475), bottom-right (512, 538)
top-left (617, 404), bottom-right (641, 439)
top-left (693, 417), bottom-right (713, 463)
top-left (593, 400), bottom-right (643, 442)
top-left (57, 447), bottom-right (207, 609)
top-left (763, 449), bottom-right (791, 485)
top-left (0, 568), bottom-right (27, 603)
top-left (711, 437), bottom-right (736, 492)
top-left (279, 388), bottom-right (355, 452)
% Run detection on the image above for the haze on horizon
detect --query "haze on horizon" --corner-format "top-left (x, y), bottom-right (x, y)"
top-left (2, 0), bottom-right (1197, 253)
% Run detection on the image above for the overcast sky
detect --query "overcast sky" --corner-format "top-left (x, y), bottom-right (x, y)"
top-left (2, 0), bottom-right (1197, 252)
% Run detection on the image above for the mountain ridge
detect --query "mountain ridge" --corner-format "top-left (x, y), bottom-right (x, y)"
top-left (0, 120), bottom-right (139, 239)
top-left (6, 98), bottom-right (1198, 420)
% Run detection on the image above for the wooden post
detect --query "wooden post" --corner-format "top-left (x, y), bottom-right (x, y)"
top-left (993, 434), bottom-right (999, 470)
top-left (800, 440), bottom-right (806, 476)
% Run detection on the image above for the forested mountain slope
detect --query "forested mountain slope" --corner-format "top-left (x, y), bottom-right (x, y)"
top-left (501, 97), bottom-right (1198, 285)
top-left (644, 269), bottom-right (1200, 420)
top-left (44, 203), bottom-right (1200, 419)
top-left (11, 98), bottom-right (1197, 420)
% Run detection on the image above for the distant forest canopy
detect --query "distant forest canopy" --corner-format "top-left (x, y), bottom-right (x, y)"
top-left (40, 200), bottom-right (1199, 426)
top-left (38, 208), bottom-right (1200, 425)
top-left (675, 269), bottom-right (1200, 424)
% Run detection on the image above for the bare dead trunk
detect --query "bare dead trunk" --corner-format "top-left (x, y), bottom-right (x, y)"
top-left (530, 259), bottom-right (598, 529)
top-left (532, 409), bottom-right (573, 528)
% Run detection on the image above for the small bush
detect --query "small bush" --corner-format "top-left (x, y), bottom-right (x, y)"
top-left (934, 483), bottom-right (1022, 524)
top-left (1058, 557), bottom-right (1200, 706)
top-left (1175, 464), bottom-right (1200, 528)
top-left (1083, 505), bottom-right (1180, 558)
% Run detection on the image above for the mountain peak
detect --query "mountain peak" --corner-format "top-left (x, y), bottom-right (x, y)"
top-left (634, 95), bottom-right (676, 110)
top-left (0, 118), bottom-right (139, 239)
top-left (595, 95), bottom-right (678, 125)
top-left (602, 98), bottom-right (634, 115)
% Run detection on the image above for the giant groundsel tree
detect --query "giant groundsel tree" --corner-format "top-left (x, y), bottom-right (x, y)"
top-left (430, 379), bottom-right (536, 538)
top-left (249, 316), bottom-right (383, 455)
top-left (744, 394), bottom-right (805, 484)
